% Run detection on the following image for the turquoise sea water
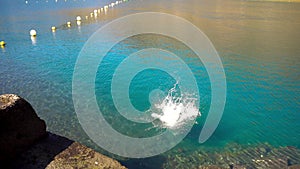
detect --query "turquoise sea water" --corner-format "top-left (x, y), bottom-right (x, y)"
top-left (1, 0), bottom-right (300, 168)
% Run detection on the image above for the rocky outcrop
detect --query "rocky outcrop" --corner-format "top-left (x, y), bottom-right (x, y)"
top-left (0, 94), bottom-right (127, 169)
top-left (46, 141), bottom-right (127, 169)
top-left (12, 132), bottom-right (127, 169)
top-left (0, 94), bottom-right (47, 162)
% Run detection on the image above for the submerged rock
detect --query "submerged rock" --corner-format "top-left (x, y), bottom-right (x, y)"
top-left (163, 142), bottom-right (300, 169)
top-left (289, 165), bottom-right (300, 169)
top-left (0, 94), bottom-right (46, 162)
top-left (199, 166), bottom-right (223, 169)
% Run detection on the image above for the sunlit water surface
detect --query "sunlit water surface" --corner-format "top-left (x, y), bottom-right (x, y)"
top-left (0, 0), bottom-right (299, 168)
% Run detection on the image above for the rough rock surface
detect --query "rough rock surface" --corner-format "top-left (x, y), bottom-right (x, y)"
top-left (46, 141), bottom-right (127, 169)
top-left (0, 94), bottom-right (46, 162)
top-left (0, 94), bottom-right (126, 169)
top-left (11, 132), bottom-right (127, 169)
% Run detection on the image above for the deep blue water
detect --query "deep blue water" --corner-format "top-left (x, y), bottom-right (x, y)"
top-left (0, 0), bottom-right (300, 168)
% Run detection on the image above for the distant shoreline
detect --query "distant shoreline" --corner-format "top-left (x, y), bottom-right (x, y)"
top-left (249, 0), bottom-right (300, 2)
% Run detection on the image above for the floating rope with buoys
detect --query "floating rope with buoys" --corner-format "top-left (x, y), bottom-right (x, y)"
top-left (52, 0), bottom-right (129, 31)
top-left (1, 0), bottom-right (130, 48)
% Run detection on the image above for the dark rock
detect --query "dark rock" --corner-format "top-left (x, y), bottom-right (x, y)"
top-left (0, 94), bottom-right (46, 162)
top-left (11, 132), bottom-right (127, 169)
top-left (0, 94), bottom-right (126, 169)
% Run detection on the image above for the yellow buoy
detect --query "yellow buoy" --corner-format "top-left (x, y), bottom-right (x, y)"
top-left (30, 29), bottom-right (37, 37)
top-left (0, 41), bottom-right (6, 47)
top-left (67, 21), bottom-right (71, 27)
top-left (51, 26), bottom-right (56, 31)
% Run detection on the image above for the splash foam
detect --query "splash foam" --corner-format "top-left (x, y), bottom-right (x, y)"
top-left (151, 83), bottom-right (200, 130)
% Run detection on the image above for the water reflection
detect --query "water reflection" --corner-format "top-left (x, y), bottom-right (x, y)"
top-left (77, 22), bottom-right (82, 34)
top-left (52, 31), bottom-right (56, 39)
top-left (31, 36), bottom-right (37, 45)
top-left (1, 46), bottom-right (5, 53)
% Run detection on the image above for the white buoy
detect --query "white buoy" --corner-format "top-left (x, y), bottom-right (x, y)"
top-left (77, 21), bottom-right (81, 26)
top-left (93, 10), bottom-right (98, 17)
top-left (30, 29), bottom-right (37, 37)
top-left (76, 16), bottom-right (81, 21)
top-left (51, 26), bottom-right (56, 32)
top-left (67, 21), bottom-right (71, 28)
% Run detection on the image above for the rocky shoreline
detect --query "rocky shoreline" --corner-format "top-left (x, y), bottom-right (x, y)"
top-left (1, 93), bottom-right (300, 169)
top-left (11, 132), bottom-right (126, 169)
top-left (0, 94), bottom-right (126, 169)
top-left (0, 94), bottom-right (47, 162)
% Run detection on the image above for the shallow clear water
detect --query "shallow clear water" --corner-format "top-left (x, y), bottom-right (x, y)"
top-left (0, 0), bottom-right (300, 168)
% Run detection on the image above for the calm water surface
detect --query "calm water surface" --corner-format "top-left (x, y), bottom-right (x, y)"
top-left (0, 0), bottom-right (299, 168)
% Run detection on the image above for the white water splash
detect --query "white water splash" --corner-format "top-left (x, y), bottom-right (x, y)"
top-left (151, 83), bottom-right (200, 130)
